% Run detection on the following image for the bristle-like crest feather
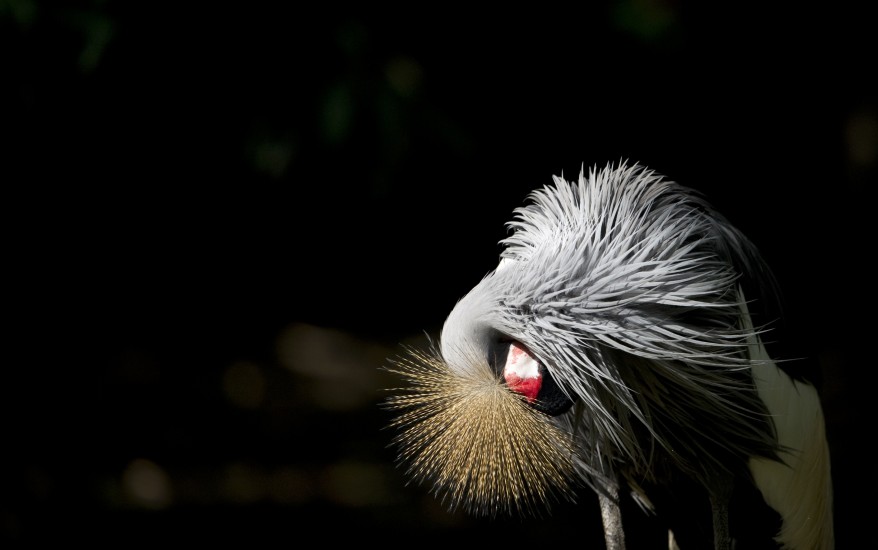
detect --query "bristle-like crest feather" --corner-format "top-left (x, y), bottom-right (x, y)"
top-left (383, 345), bottom-right (581, 516)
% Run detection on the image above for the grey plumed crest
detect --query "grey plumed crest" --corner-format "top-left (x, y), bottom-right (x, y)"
top-left (498, 162), bottom-right (775, 363)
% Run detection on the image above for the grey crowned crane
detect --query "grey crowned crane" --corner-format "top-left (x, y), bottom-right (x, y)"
top-left (384, 161), bottom-right (834, 549)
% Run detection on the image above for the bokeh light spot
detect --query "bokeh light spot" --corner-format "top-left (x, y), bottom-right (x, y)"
top-left (276, 323), bottom-right (389, 411)
top-left (845, 106), bottom-right (877, 169)
top-left (121, 459), bottom-right (172, 509)
top-left (385, 56), bottom-right (423, 98)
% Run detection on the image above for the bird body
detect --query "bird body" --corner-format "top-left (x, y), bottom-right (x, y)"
top-left (385, 162), bottom-right (833, 549)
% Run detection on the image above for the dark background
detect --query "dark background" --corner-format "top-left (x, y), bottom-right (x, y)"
top-left (3, 1), bottom-right (875, 547)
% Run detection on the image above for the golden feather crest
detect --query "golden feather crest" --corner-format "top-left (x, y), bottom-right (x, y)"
top-left (383, 346), bottom-right (579, 516)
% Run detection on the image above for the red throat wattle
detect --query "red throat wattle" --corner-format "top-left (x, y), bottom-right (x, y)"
top-left (503, 342), bottom-right (543, 403)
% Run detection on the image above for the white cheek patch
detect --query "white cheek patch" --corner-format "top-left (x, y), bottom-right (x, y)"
top-left (503, 342), bottom-right (542, 402)
top-left (505, 342), bottom-right (540, 378)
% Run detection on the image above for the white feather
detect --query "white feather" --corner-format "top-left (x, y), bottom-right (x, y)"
top-left (744, 303), bottom-right (835, 549)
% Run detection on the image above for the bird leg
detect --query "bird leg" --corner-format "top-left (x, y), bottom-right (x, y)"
top-left (709, 473), bottom-right (733, 550)
top-left (598, 481), bottom-right (626, 550)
